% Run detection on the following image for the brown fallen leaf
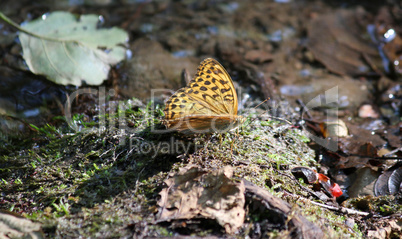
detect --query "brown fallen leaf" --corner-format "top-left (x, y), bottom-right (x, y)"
top-left (157, 165), bottom-right (245, 234)
top-left (307, 8), bottom-right (382, 76)
top-left (375, 162), bottom-right (402, 196)
top-left (366, 217), bottom-right (402, 239)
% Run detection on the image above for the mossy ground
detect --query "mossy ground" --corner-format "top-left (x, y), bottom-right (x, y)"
top-left (1, 101), bottom-right (396, 238)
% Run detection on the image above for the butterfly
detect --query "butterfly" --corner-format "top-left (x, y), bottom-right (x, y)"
top-left (163, 58), bottom-right (245, 134)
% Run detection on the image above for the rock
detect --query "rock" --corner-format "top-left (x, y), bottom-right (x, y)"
top-left (119, 38), bottom-right (198, 100)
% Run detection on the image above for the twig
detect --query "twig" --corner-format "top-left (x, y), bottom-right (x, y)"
top-left (286, 191), bottom-right (375, 217)
top-left (308, 200), bottom-right (372, 216)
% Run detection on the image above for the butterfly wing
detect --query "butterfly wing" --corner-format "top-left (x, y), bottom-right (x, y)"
top-left (168, 115), bottom-right (243, 134)
top-left (164, 58), bottom-right (238, 122)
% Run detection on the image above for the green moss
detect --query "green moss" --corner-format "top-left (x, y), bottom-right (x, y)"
top-left (344, 195), bottom-right (402, 216)
top-left (0, 101), bottom-right (368, 237)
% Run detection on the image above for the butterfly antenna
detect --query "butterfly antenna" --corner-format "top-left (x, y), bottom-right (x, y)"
top-left (181, 68), bottom-right (191, 85)
top-left (242, 98), bottom-right (269, 128)
top-left (254, 98), bottom-right (269, 109)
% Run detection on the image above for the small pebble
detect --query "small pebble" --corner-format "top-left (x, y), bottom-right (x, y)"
top-left (358, 104), bottom-right (379, 118)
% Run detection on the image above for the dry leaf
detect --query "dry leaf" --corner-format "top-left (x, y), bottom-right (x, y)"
top-left (19, 11), bottom-right (128, 86)
top-left (157, 165), bottom-right (245, 234)
top-left (307, 8), bottom-right (381, 76)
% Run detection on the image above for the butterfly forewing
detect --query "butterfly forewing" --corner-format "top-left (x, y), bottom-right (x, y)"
top-left (164, 58), bottom-right (243, 133)
top-left (186, 58), bottom-right (238, 115)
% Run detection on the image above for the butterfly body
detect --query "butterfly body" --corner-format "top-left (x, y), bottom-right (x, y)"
top-left (163, 58), bottom-right (244, 134)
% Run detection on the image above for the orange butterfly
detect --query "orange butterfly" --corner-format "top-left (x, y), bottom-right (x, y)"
top-left (163, 58), bottom-right (245, 134)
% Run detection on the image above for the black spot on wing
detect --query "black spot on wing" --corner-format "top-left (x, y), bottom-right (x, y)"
top-left (221, 88), bottom-right (230, 93)
top-left (215, 69), bottom-right (223, 74)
